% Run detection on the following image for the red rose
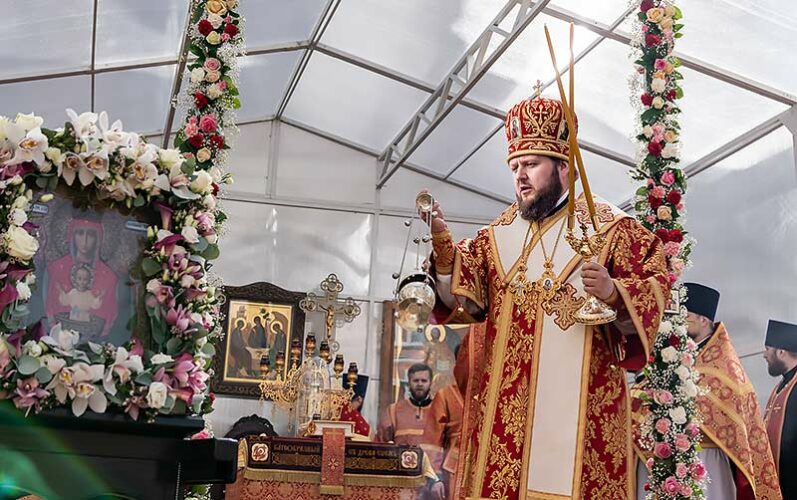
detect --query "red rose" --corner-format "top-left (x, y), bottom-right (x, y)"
top-left (194, 91), bottom-right (209, 110)
top-left (648, 194), bottom-right (663, 210)
top-left (640, 0), bottom-right (654, 12)
top-left (656, 228), bottom-right (670, 242)
top-left (648, 141), bottom-right (663, 157)
top-left (644, 483), bottom-right (650, 492)
top-left (212, 183), bottom-right (220, 196)
top-left (667, 89), bottom-right (677, 100)
top-left (210, 134), bottom-right (225, 149)
top-left (198, 20), bottom-right (214, 36)
top-left (669, 229), bottom-right (684, 243)
top-left (641, 93), bottom-right (653, 106)
top-left (669, 334), bottom-right (681, 348)
top-left (645, 34), bottom-right (661, 47)
top-left (188, 134), bottom-right (205, 149)
top-left (667, 190), bottom-right (681, 205)
top-left (209, 392), bottom-right (216, 403)
top-left (223, 23), bottom-right (239, 37)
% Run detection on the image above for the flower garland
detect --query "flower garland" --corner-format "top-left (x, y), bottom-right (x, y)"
top-left (630, 1), bottom-right (707, 498)
top-left (0, 0), bottom-right (244, 422)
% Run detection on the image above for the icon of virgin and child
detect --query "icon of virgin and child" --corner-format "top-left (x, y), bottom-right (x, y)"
top-left (27, 197), bottom-right (146, 346)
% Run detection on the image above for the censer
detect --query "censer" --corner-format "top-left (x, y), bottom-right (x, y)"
top-left (391, 192), bottom-right (437, 332)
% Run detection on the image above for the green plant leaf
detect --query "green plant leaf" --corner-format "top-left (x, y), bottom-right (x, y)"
top-left (135, 371), bottom-right (154, 385)
top-left (35, 366), bottom-right (53, 384)
top-left (201, 244), bottom-right (220, 260)
top-left (18, 355), bottom-right (41, 376)
top-left (142, 257), bottom-right (162, 277)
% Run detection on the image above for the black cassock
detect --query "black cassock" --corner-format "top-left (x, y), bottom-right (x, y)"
top-left (776, 368), bottom-right (797, 500)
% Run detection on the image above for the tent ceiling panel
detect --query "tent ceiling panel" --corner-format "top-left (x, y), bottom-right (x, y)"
top-left (408, 104), bottom-right (503, 176)
top-left (241, 0), bottom-right (328, 47)
top-left (0, 76), bottom-right (91, 126)
top-left (283, 53), bottom-right (430, 149)
top-left (1, 0), bottom-right (93, 79)
top-left (235, 51), bottom-right (304, 121)
top-left (549, 0), bottom-right (632, 24)
top-left (467, 14), bottom-right (599, 112)
top-left (94, 65), bottom-right (174, 134)
top-left (95, 0), bottom-right (188, 66)
top-left (576, 149), bottom-right (638, 206)
top-left (449, 131), bottom-right (517, 200)
top-left (321, 0), bottom-right (506, 85)
top-left (224, 122), bottom-right (272, 197)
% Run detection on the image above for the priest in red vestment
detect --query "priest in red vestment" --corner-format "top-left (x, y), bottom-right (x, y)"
top-left (763, 319), bottom-right (797, 499)
top-left (426, 95), bottom-right (670, 500)
top-left (633, 283), bottom-right (781, 499)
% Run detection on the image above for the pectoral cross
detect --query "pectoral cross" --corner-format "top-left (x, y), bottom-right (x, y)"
top-left (300, 274), bottom-right (362, 354)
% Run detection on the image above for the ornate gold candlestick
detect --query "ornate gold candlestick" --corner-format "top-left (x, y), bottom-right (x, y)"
top-left (566, 223), bottom-right (617, 325)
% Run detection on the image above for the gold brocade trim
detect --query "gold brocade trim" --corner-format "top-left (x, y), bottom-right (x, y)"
top-left (526, 490), bottom-right (571, 499)
top-left (624, 377), bottom-right (636, 499)
top-left (507, 149), bottom-right (569, 162)
top-left (395, 429), bottom-right (425, 437)
top-left (242, 468), bottom-right (428, 488)
top-left (703, 392), bottom-right (749, 432)
top-left (452, 251), bottom-right (485, 310)
top-left (238, 439), bottom-right (249, 469)
top-left (613, 281), bottom-right (649, 356)
top-left (471, 292), bottom-right (515, 495)
top-left (519, 303), bottom-right (546, 499)
top-left (700, 425), bottom-right (758, 496)
top-left (572, 324), bottom-right (593, 499)
top-left (699, 366), bottom-right (754, 394)
top-left (320, 485), bottom-right (345, 495)
top-left (432, 230), bottom-right (455, 274)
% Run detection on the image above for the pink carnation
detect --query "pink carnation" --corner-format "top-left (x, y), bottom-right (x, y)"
top-left (655, 417), bottom-right (672, 434)
top-left (651, 186), bottom-right (666, 199)
top-left (664, 241), bottom-right (681, 257)
top-left (203, 58), bottom-right (221, 72)
top-left (654, 442), bottom-right (672, 459)
top-left (663, 476), bottom-right (680, 494)
top-left (646, 215), bottom-right (657, 224)
top-left (184, 122), bottom-right (199, 137)
top-left (691, 462), bottom-right (707, 480)
top-left (654, 390), bottom-right (674, 406)
top-left (676, 463), bottom-right (689, 479)
top-left (221, 33), bottom-right (231, 42)
top-left (654, 59), bottom-right (668, 71)
top-left (660, 170), bottom-right (676, 186)
top-left (651, 122), bottom-right (666, 141)
top-left (199, 114), bottom-right (218, 133)
top-left (674, 433), bottom-right (691, 452)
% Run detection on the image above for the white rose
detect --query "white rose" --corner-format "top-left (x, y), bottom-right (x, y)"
top-left (9, 208), bottom-right (27, 227)
top-left (23, 339), bottom-right (42, 358)
top-left (190, 170), bottom-right (213, 195)
top-left (147, 381), bottom-right (169, 409)
top-left (207, 13), bottom-right (224, 29)
top-left (150, 353), bottom-right (174, 365)
top-left (652, 96), bottom-right (665, 109)
top-left (208, 166), bottom-right (222, 183)
top-left (181, 225), bottom-right (200, 244)
top-left (202, 194), bottom-right (216, 210)
top-left (16, 281), bottom-right (31, 301)
top-left (676, 325), bottom-right (687, 336)
top-left (674, 365), bottom-right (690, 381)
top-left (207, 84), bottom-right (223, 100)
top-left (651, 78), bottom-right (667, 94)
top-left (661, 346), bottom-right (679, 364)
top-left (683, 380), bottom-right (698, 398)
top-left (5, 225), bottom-right (39, 261)
top-left (642, 125), bottom-right (653, 138)
top-left (158, 148), bottom-right (183, 169)
top-left (15, 112), bottom-right (44, 132)
top-left (190, 67), bottom-right (206, 84)
top-left (669, 406), bottom-right (687, 425)
top-left (659, 320), bottom-right (673, 333)
top-left (661, 143), bottom-right (678, 159)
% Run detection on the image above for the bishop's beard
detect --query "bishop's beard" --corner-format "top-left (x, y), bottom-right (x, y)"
top-left (517, 168), bottom-right (564, 221)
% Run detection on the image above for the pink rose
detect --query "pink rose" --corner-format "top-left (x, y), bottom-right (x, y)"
top-left (664, 241), bottom-right (681, 257)
top-left (680, 484), bottom-right (693, 497)
top-left (654, 442), bottom-right (672, 459)
top-left (221, 33), bottom-right (231, 42)
top-left (668, 272), bottom-right (678, 285)
top-left (676, 463), bottom-right (689, 479)
top-left (691, 462), bottom-right (707, 480)
top-left (646, 215), bottom-right (657, 224)
top-left (184, 122), bottom-right (199, 137)
top-left (671, 257), bottom-right (685, 273)
top-left (660, 171), bottom-right (675, 186)
top-left (681, 353), bottom-right (694, 367)
top-left (677, 202), bottom-right (685, 211)
top-left (651, 186), bottom-right (666, 199)
top-left (654, 390), bottom-right (674, 406)
top-left (647, 178), bottom-right (655, 187)
top-left (199, 115), bottom-right (217, 133)
top-left (655, 417), bottom-right (672, 434)
top-left (652, 122), bottom-right (666, 141)
top-left (646, 457), bottom-right (654, 470)
top-left (218, 80), bottom-right (227, 90)
top-left (203, 58), bottom-right (221, 72)
top-left (654, 58), bottom-right (667, 71)
top-left (686, 422), bottom-right (700, 438)
top-left (674, 433), bottom-right (691, 452)
top-left (663, 476), bottom-right (680, 494)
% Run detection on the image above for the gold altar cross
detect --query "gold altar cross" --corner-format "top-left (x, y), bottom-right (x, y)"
top-left (300, 274), bottom-right (362, 354)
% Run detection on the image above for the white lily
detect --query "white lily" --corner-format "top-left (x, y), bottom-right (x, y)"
top-left (65, 108), bottom-right (99, 141)
top-left (5, 123), bottom-right (48, 166)
top-left (102, 347), bottom-right (144, 396)
top-left (98, 111), bottom-right (131, 152)
top-left (59, 152), bottom-right (85, 186)
top-left (41, 324), bottom-right (80, 355)
top-left (70, 363), bottom-right (106, 416)
top-left (155, 164), bottom-right (199, 200)
top-left (78, 148), bottom-right (110, 186)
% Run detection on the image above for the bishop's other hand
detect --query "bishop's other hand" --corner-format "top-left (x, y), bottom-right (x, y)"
top-left (580, 261), bottom-right (617, 303)
top-left (417, 189), bottom-right (447, 233)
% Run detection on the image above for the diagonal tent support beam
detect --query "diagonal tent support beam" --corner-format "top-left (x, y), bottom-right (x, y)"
top-left (275, 0), bottom-right (342, 119)
top-left (161, 5), bottom-right (195, 148)
top-left (376, 0), bottom-right (553, 188)
top-left (618, 114), bottom-right (787, 211)
top-left (443, 5), bottom-right (637, 180)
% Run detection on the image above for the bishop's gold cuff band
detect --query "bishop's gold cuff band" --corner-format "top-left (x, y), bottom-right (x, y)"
top-left (432, 229), bottom-right (454, 274)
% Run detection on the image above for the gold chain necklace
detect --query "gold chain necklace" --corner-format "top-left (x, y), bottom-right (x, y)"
top-left (504, 217), bottom-right (567, 307)
top-left (534, 218), bottom-right (567, 303)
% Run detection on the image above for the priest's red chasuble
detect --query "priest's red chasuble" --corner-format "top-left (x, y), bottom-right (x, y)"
top-left (437, 198), bottom-right (668, 500)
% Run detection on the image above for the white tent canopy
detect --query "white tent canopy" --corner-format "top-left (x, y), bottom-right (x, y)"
top-left (2, 0), bottom-right (795, 432)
